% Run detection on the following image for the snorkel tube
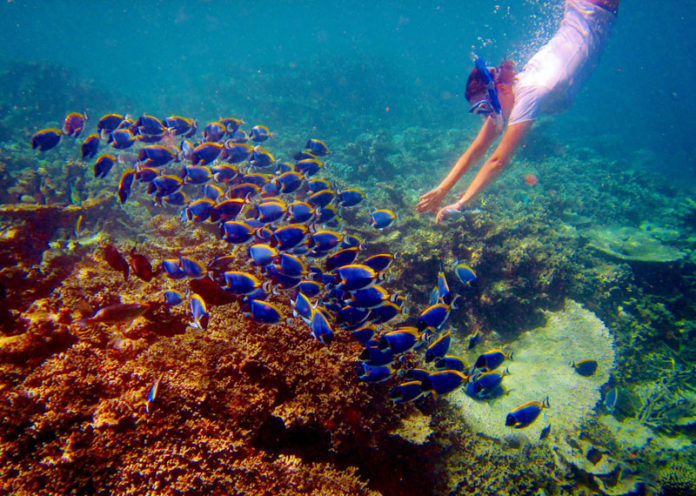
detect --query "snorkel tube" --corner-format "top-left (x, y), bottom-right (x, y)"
top-left (473, 55), bottom-right (502, 115)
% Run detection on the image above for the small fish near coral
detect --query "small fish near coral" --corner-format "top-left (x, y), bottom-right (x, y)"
top-left (505, 397), bottom-right (550, 429)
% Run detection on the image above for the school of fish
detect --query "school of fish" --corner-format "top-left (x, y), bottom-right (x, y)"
top-left (32, 112), bottom-right (596, 426)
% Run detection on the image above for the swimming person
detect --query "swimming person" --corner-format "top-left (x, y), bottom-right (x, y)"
top-left (416, 0), bottom-right (619, 223)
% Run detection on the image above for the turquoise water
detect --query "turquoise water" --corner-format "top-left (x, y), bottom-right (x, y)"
top-left (3, 1), bottom-right (693, 184)
top-left (2, 2), bottom-right (696, 495)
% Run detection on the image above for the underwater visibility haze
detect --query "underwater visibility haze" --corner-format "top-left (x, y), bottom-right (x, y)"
top-left (1, 1), bottom-right (696, 495)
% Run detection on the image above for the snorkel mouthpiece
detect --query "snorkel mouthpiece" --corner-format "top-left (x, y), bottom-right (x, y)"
top-left (470, 55), bottom-right (502, 116)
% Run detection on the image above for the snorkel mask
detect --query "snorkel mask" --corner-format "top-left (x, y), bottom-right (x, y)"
top-left (469, 55), bottom-right (503, 128)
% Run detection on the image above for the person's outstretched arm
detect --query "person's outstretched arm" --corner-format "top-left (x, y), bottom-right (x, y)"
top-left (434, 119), bottom-right (533, 223)
top-left (416, 116), bottom-right (501, 214)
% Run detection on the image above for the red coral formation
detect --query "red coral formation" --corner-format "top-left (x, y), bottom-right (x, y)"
top-left (0, 238), bottom-right (433, 495)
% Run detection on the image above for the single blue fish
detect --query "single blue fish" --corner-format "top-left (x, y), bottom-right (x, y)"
top-left (349, 285), bottom-right (391, 309)
top-left (359, 345), bottom-right (395, 366)
top-left (294, 158), bottom-right (323, 177)
top-left (286, 202), bottom-right (315, 224)
top-left (162, 259), bottom-right (186, 279)
top-left (210, 164), bottom-right (240, 183)
top-left (390, 381), bottom-right (425, 404)
top-left (249, 199), bottom-right (286, 224)
top-left (186, 198), bottom-right (216, 222)
top-left (223, 142), bottom-right (254, 163)
top-left (425, 331), bottom-right (451, 362)
top-left (94, 154), bottom-right (117, 179)
top-left (315, 205), bottom-right (339, 225)
top-left (454, 262), bottom-right (477, 285)
top-left (307, 178), bottom-right (331, 193)
top-left (604, 387), bottom-right (618, 413)
top-left (202, 183), bottom-right (225, 202)
top-left (145, 372), bottom-right (164, 415)
top-left (437, 270), bottom-right (452, 305)
top-left (191, 142), bottom-right (224, 165)
top-left (294, 150), bottom-right (317, 161)
top-left (473, 349), bottom-right (512, 372)
top-left (31, 128), bottom-right (61, 151)
top-left (223, 271), bottom-right (262, 295)
top-left (362, 253), bottom-right (395, 273)
top-left (417, 303), bottom-right (451, 331)
top-left (466, 369), bottom-right (509, 399)
top-left (338, 304), bottom-right (371, 328)
top-left (506, 397), bottom-right (550, 429)
top-left (298, 279), bottom-right (323, 298)
top-left (163, 290), bottom-right (185, 306)
top-left (227, 128), bottom-right (250, 143)
top-left (341, 234), bottom-right (364, 250)
top-left (275, 161), bottom-right (294, 174)
top-left (179, 256), bottom-right (207, 279)
top-left (221, 221), bottom-right (256, 244)
top-left (182, 165), bottom-right (213, 185)
top-left (219, 117), bottom-right (242, 134)
top-left (539, 424), bottom-right (551, 440)
top-left (310, 307), bottom-right (334, 344)
top-left (305, 138), bottom-right (330, 156)
top-left (110, 128), bottom-right (138, 149)
top-left (370, 301), bottom-right (402, 324)
top-left (164, 115), bottom-right (197, 136)
top-left (251, 146), bottom-right (275, 167)
top-left (248, 244), bottom-right (278, 267)
top-left (276, 252), bottom-right (307, 278)
top-left (572, 359), bottom-right (598, 377)
top-left (350, 325), bottom-right (375, 345)
top-left (97, 113), bottom-right (124, 136)
top-left (356, 363), bottom-right (393, 383)
top-left (423, 370), bottom-right (468, 396)
top-left (136, 166), bottom-right (161, 183)
top-left (189, 294), bottom-right (209, 330)
top-left (291, 292), bottom-right (314, 323)
top-left (118, 169), bottom-right (136, 204)
top-left (467, 331), bottom-right (481, 350)
top-left (369, 209), bottom-right (397, 229)
top-left (308, 189), bottom-right (336, 208)
top-left (404, 369), bottom-right (431, 382)
top-left (149, 175), bottom-right (184, 197)
top-left (272, 224), bottom-right (309, 251)
top-left (210, 198), bottom-right (246, 222)
top-left (434, 355), bottom-right (467, 372)
top-left (337, 188), bottom-right (365, 207)
top-left (336, 264), bottom-right (377, 291)
top-left (136, 114), bottom-right (166, 135)
top-left (274, 171), bottom-right (304, 194)
top-left (228, 182), bottom-right (261, 200)
top-left (81, 133), bottom-right (100, 160)
top-left (202, 121), bottom-right (226, 142)
top-left (326, 247), bottom-right (360, 270)
top-left (250, 125), bottom-right (272, 142)
top-left (248, 299), bottom-right (282, 324)
top-left (379, 327), bottom-right (420, 354)
top-left (138, 144), bottom-right (178, 166)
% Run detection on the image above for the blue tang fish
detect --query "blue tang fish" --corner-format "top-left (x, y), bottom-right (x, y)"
top-left (189, 294), bottom-right (209, 330)
top-left (336, 264), bottom-right (377, 291)
top-left (356, 363), bottom-right (392, 383)
top-left (473, 349), bottom-right (512, 372)
top-left (425, 331), bottom-right (451, 362)
top-left (310, 307), bottom-right (334, 344)
top-left (434, 355), bottom-right (467, 372)
top-left (390, 381), bottom-right (425, 404)
top-left (163, 290), bottom-right (185, 306)
top-left (379, 327), bottom-right (420, 354)
top-left (145, 372), bottom-right (164, 415)
top-left (81, 133), bottom-right (100, 160)
top-left (223, 271), bottom-right (263, 295)
top-left (248, 299), bottom-right (282, 324)
top-left (31, 128), bottom-right (61, 151)
top-left (572, 359), bottom-right (598, 377)
top-left (118, 169), bottom-right (136, 204)
top-left (423, 370), bottom-right (468, 396)
top-left (179, 256), bottom-right (206, 279)
top-left (305, 138), bottom-right (330, 156)
top-left (454, 262), bottom-right (477, 285)
top-left (369, 209), bottom-right (397, 229)
top-left (506, 397), bottom-right (550, 429)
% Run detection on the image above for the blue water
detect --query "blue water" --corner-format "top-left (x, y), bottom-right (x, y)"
top-left (2, 0), bottom-right (693, 184)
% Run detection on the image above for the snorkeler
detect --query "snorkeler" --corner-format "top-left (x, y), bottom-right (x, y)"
top-left (416, 0), bottom-right (620, 223)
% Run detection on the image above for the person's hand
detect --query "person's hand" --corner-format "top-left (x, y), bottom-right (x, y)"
top-left (416, 186), bottom-right (448, 213)
top-left (435, 202), bottom-right (463, 224)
